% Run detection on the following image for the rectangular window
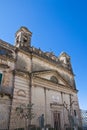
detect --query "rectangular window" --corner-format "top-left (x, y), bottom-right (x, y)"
top-left (0, 73), bottom-right (2, 85)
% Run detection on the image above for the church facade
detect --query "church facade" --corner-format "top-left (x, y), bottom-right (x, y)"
top-left (0, 27), bottom-right (82, 130)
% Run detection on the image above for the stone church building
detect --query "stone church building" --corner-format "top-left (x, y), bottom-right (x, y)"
top-left (0, 27), bottom-right (82, 130)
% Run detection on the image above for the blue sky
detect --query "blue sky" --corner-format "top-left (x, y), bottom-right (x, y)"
top-left (0, 0), bottom-right (87, 110)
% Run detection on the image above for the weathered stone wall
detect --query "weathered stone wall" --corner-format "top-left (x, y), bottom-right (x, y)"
top-left (16, 51), bottom-right (31, 72)
top-left (32, 75), bottom-right (81, 130)
top-left (32, 85), bottom-right (45, 126)
top-left (0, 57), bottom-right (14, 129)
top-left (32, 56), bottom-right (75, 89)
top-left (46, 89), bottom-right (64, 128)
top-left (0, 96), bottom-right (11, 129)
top-left (0, 27), bottom-right (82, 130)
top-left (32, 84), bottom-right (70, 130)
top-left (9, 74), bottom-right (30, 129)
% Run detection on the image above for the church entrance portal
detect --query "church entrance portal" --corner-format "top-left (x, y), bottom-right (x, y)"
top-left (53, 111), bottom-right (61, 130)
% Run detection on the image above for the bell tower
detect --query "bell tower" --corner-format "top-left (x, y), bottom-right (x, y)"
top-left (15, 26), bottom-right (32, 47)
top-left (59, 52), bottom-right (73, 71)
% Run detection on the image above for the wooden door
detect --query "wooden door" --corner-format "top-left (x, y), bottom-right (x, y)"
top-left (53, 112), bottom-right (61, 130)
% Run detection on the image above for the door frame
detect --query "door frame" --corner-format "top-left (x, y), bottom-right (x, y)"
top-left (53, 111), bottom-right (61, 130)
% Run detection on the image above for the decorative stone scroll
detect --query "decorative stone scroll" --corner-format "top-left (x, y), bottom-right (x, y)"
top-left (17, 89), bottom-right (26, 97)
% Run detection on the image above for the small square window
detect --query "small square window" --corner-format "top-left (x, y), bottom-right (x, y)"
top-left (0, 73), bottom-right (2, 85)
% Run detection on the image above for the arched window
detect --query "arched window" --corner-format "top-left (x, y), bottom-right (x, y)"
top-left (50, 76), bottom-right (58, 84)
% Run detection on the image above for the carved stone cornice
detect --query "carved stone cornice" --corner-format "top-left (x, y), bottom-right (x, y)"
top-left (0, 35), bottom-right (74, 76)
top-left (0, 41), bottom-right (15, 61)
top-left (18, 46), bottom-right (74, 76)
top-left (32, 76), bottom-right (78, 93)
top-left (32, 69), bottom-right (74, 88)
top-left (0, 39), bottom-right (14, 50)
top-left (0, 63), bottom-right (9, 68)
top-left (13, 69), bottom-right (29, 79)
top-left (50, 102), bottom-right (63, 107)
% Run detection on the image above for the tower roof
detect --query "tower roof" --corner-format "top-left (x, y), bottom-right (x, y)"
top-left (15, 26), bottom-right (32, 36)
